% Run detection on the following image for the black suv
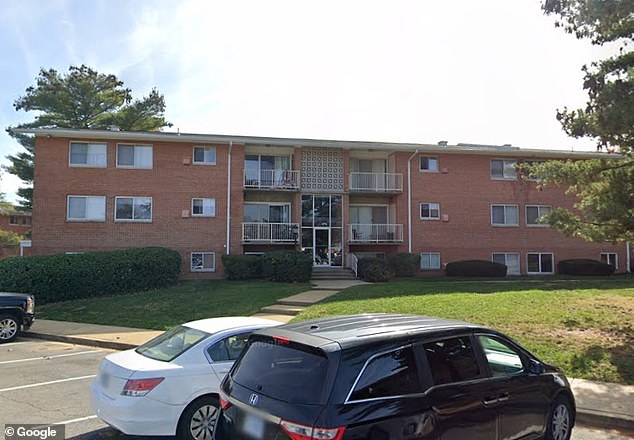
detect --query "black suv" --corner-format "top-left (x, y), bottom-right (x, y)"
top-left (0, 292), bottom-right (35, 343)
top-left (214, 314), bottom-right (575, 440)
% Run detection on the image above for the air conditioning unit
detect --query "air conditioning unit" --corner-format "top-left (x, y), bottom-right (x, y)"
top-left (183, 157), bottom-right (191, 165)
top-left (442, 214), bottom-right (449, 222)
top-left (181, 210), bottom-right (190, 218)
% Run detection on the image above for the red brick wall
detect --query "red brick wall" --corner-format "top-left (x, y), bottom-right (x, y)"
top-left (0, 213), bottom-right (31, 236)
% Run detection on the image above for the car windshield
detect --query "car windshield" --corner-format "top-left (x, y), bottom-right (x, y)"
top-left (136, 325), bottom-right (210, 362)
top-left (231, 335), bottom-right (329, 405)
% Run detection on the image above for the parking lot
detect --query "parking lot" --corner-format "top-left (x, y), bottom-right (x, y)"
top-left (1, 336), bottom-right (632, 440)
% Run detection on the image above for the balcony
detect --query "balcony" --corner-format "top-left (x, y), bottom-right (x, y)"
top-left (242, 222), bottom-right (300, 243)
top-left (244, 169), bottom-right (300, 191)
top-left (348, 224), bottom-right (404, 244)
top-left (349, 172), bottom-right (403, 193)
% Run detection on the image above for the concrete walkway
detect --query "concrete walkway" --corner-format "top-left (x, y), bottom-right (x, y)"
top-left (22, 276), bottom-right (634, 432)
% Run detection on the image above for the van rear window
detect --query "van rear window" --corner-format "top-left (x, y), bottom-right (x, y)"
top-left (231, 336), bottom-right (329, 405)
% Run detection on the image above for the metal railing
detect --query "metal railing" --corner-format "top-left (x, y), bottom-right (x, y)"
top-left (349, 172), bottom-right (403, 192)
top-left (348, 253), bottom-right (359, 278)
top-left (348, 224), bottom-right (404, 243)
top-left (244, 169), bottom-right (300, 190)
top-left (242, 222), bottom-right (300, 243)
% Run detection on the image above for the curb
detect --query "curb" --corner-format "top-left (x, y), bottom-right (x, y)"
top-left (576, 407), bottom-right (634, 432)
top-left (24, 331), bottom-right (137, 351)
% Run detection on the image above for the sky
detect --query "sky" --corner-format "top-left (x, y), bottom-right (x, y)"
top-left (0, 0), bottom-right (618, 204)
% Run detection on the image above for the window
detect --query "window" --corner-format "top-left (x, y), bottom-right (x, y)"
top-left (191, 252), bottom-right (215, 272)
top-left (423, 336), bottom-right (482, 385)
top-left (207, 333), bottom-right (250, 362)
top-left (67, 196), bottom-right (106, 222)
top-left (490, 159), bottom-right (517, 180)
top-left (348, 346), bottom-right (422, 402)
top-left (491, 204), bottom-right (519, 226)
top-left (526, 205), bottom-right (551, 226)
top-left (527, 252), bottom-right (554, 274)
top-left (135, 325), bottom-right (210, 362)
top-left (116, 144), bottom-right (153, 168)
top-left (69, 142), bottom-right (107, 167)
top-left (244, 203), bottom-right (290, 223)
top-left (420, 203), bottom-right (440, 220)
top-left (115, 197), bottom-right (152, 221)
top-left (492, 253), bottom-right (520, 275)
top-left (192, 198), bottom-right (216, 217)
top-left (9, 215), bottom-right (31, 226)
top-left (478, 335), bottom-right (524, 377)
top-left (601, 252), bottom-right (618, 270)
top-left (420, 156), bottom-right (438, 172)
top-left (193, 146), bottom-right (216, 165)
top-left (421, 252), bottom-right (441, 270)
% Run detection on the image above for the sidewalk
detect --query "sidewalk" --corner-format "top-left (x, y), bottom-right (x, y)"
top-left (23, 277), bottom-right (634, 432)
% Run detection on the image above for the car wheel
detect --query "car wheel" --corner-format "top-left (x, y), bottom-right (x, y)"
top-left (546, 397), bottom-right (572, 440)
top-left (178, 395), bottom-right (219, 440)
top-left (0, 314), bottom-right (19, 343)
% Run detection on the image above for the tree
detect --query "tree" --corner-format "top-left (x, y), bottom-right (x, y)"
top-left (528, 1), bottom-right (634, 243)
top-left (4, 65), bottom-right (171, 209)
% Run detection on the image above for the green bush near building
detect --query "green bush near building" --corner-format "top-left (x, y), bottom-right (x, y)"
top-left (0, 247), bottom-right (181, 303)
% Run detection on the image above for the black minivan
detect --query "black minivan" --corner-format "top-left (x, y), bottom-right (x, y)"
top-left (214, 314), bottom-right (575, 440)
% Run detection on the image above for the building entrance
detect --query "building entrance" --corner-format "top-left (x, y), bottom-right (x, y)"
top-left (301, 194), bottom-right (343, 267)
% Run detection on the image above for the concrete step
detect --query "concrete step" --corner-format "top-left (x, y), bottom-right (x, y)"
top-left (311, 271), bottom-right (357, 280)
top-left (259, 304), bottom-right (305, 316)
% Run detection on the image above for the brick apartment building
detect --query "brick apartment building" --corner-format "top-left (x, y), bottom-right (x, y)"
top-left (18, 127), bottom-right (629, 278)
top-left (0, 207), bottom-right (32, 237)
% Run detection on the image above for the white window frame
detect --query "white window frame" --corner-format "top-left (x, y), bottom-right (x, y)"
top-left (420, 252), bottom-right (441, 270)
top-left (192, 146), bottom-right (217, 165)
top-left (491, 204), bottom-right (519, 227)
top-left (191, 252), bottom-right (216, 272)
top-left (420, 202), bottom-right (440, 220)
top-left (420, 156), bottom-right (439, 173)
top-left (526, 205), bottom-right (552, 227)
top-left (69, 141), bottom-right (107, 168)
top-left (116, 144), bottom-right (153, 169)
top-left (600, 252), bottom-right (618, 270)
top-left (114, 196), bottom-right (153, 222)
top-left (526, 252), bottom-right (554, 275)
top-left (191, 198), bottom-right (216, 217)
top-left (66, 195), bottom-right (106, 222)
top-left (491, 252), bottom-right (521, 275)
top-left (490, 159), bottom-right (517, 180)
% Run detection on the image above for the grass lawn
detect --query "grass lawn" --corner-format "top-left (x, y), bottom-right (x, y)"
top-left (294, 276), bottom-right (634, 385)
top-left (37, 280), bottom-right (311, 330)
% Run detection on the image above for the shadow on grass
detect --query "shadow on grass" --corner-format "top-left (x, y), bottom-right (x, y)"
top-left (570, 343), bottom-right (634, 385)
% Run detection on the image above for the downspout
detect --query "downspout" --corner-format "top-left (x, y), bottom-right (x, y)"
top-left (226, 141), bottom-right (233, 255)
top-left (627, 241), bottom-right (631, 273)
top-left (407, 149), bottom-right (419, 253)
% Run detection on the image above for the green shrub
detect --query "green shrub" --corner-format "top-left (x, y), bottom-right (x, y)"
top-left (558, 259), bottom-right (615, 276)
top-left (221, 254), bottom-right (263, 280)
top-left (445, 260), bottom-right (507, 277)
top-left (261, 251), bottom-right (312, 282)
top-left (387, 253), bottom-right (419, 277)
top-left (0, 247), bottom-right (181, 304)
top-left (358, 258), bottom-right (394, 282)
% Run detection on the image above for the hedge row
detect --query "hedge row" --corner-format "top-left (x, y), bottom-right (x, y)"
top-left (222, 251), bottom-right (312, 282)
top-left (0, 247), bottom-right (181, 304)
top-left (558, 259), bottom-right (615, 276)
top-left (446, 260), bottom-right (507, 277)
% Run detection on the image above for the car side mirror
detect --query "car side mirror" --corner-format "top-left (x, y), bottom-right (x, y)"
top-left (529, 359), bottom-right (544, 375)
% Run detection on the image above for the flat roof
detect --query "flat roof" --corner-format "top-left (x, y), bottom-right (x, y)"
top-left (13, 127), bottom-right (614, 159)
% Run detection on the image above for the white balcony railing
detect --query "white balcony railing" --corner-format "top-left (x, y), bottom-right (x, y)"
top-left (349, 172), bottom-right (403, 193)
top-left (244, 169), bottom-right (300, 190)
top-left (349, 224), bottom-right (404, 243)
top-left (242, 222), bottom-right (300, 243)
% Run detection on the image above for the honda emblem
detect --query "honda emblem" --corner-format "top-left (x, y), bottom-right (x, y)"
top-left (249, 393), bottom-right (259, 406)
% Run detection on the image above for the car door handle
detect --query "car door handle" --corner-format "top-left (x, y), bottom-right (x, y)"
top-left (483, 393), bottom-right (510, 406)
top-left (483, 397), bottom-right (499, 406)
top-left (497, 393), bottom-right (510, 403)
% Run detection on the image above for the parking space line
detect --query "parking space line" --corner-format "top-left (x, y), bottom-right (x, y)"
top-left (0, 350), bottom-right (102, 365)
top-left (55, 415), bottom-right (98, 425)
top-left (0, 375), bottom-right (96, 392)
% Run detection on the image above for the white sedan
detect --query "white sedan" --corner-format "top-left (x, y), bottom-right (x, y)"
top-left (91, 316), bottom-right (279, 440)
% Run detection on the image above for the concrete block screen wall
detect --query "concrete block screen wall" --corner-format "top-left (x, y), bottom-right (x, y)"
top-left (21, 128), bottom-right (628, 278)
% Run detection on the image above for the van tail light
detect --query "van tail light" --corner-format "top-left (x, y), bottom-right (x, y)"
top-left (121, 377), bottom-right (164, 397)
top-left (281, 420), bottom-right (346, 440)
top-left (219, 390), bottom-right (232, 410)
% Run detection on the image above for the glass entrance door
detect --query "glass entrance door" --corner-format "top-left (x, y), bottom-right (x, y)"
top-left (314, 228), bottom-right (330, 266)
